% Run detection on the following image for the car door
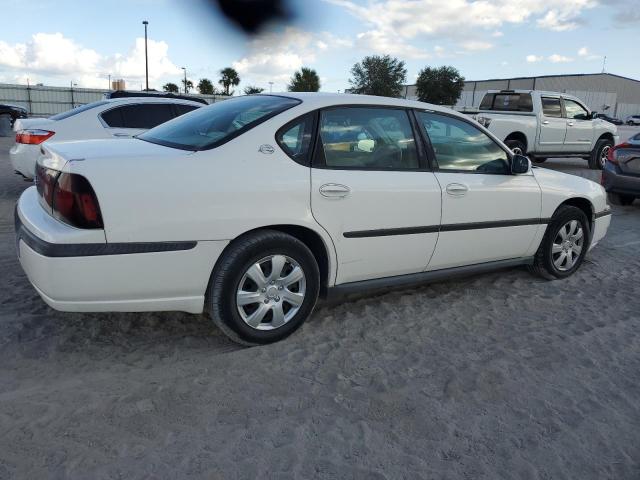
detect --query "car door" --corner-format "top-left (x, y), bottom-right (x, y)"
top-left (415, 111), bottom-right (542, 271)
top-left (562, 98), bottom-right (594, 153)
top-left (310, 106), bottom-right (442, 285)
top-left (537, 96), bottom-right (566, 152)
top-left (99, 103), bottom-right (176, 138)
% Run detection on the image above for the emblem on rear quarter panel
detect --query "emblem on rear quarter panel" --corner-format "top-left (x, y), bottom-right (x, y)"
top-left (259, 144), bottom-right (275, 154)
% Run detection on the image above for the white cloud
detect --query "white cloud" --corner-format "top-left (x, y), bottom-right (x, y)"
top-left (578, 46), bottom-right (589, 56)
top-left (0, 32), bottom-right (181, 89)
top-left (548, 53), bottom-right (574, 63)
top-left (460, 41), bottom-right (494, 52)
top-left (355, 31), bottom-right (430, 59)
top-left (324, 0), bottom-right (597, 55)
top-left (526, 55), bottom-right (544, 62)
top-left (577, 46), bottom-right (601, 60)
top-left (232, 28), bottom-right (352, 90)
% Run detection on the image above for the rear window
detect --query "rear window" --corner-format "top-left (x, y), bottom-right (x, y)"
top-left (139, 95), bottom-right (301, 151)
top-left (479, 93), bottom-right (533, 112)
top-left (50, 101), bottom-right (109, 120)
top-left (101, 103), bottom-right (175, 129)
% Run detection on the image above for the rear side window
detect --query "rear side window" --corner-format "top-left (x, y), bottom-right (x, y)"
top-left (101, 104), bottom-right (175, 129)
top-left (50, 101), bottom-right (109, 120)
top-left (479, 93), bottom-right (533, 112)
top-left (276, 114), bottom-right (315, 165)
top-left (318, 107), bottom-right (419, 170)
top-left (541, 97), bottom-right (562, 118)
top-left (139, 95), bottom-right (301, 151)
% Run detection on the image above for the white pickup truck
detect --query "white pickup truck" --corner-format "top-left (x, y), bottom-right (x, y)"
top-left (475, 90), bottom-right (619, 170)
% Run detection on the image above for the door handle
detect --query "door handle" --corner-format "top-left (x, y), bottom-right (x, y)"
top-left (446, 183), bottom-right (468, 196)
top-left (319, 183), bottom-right (351, 198)
top-left (542, 120), bottom-right (549, 125)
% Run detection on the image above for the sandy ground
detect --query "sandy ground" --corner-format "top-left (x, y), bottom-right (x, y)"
top-left (1, 131), bottom-right (639, 480)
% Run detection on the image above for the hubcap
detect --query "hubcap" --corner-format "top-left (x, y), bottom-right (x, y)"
top-left (236, 255), bottom-right (306, 330)
top-left (600, 145), bottom-right (610, 167)
top-left (552, 220), bottom-right (584, 271)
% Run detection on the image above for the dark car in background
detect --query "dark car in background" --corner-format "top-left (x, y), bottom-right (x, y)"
top-left (0, 103), bottom-right (28, 127)
top-left (594, 113), bottom-right (623, 125)
top-left (602, 132), bottom-right (640, 206)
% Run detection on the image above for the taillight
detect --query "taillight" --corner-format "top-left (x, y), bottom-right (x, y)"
top-left (16, 129), bottom-right (55, 145)
top-left (35, 164), bottom-right (103, 229)
top-left (607, 142), bottom-right (630, 165)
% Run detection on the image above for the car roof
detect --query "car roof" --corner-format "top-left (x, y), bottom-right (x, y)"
top-left (264, 92), bottom-right (459, 116)
top-left (102, 97), bottom-right (205, 107)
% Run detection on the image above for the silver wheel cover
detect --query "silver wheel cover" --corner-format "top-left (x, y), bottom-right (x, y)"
top-left (552, 220), bottom-right (584, 271)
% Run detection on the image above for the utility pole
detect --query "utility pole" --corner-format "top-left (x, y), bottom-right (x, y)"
top-left (108, 74), bottom-right (111, 90)
top-left (142, 21), bottom-right (149, 90)
top-left (182, 67), bottom-right (188, 93)
top-left (601, 56), bottom-right (607, 74)
top-left (269, 81), bottom-right (274, 93)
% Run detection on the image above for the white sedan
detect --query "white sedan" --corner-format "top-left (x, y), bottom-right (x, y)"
top-left (15, 93), bottom-right (611, 344)
top-left (10, 96), bottom-right (203, 179)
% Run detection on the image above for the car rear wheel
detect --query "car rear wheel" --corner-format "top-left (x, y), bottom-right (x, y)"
top-left (608, 193), bottom-right (635, 206)
top-left (206, 230), bottom-right (320, 345)
top-left (588, 138), bottom-right (613, 170)
top-left (528, 205), bottom-right (590, 280)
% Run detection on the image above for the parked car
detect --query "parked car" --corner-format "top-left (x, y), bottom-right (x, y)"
top-left (602, 132), bottom-right (640, 205)
top-left (104, 89), bottom-right (208, 105)
top-left (15, 93), bottom-right (612, 345)
top-left (626, 115), bottom-right (640, 126)
top-left (476, 90), bottom-right (618, 170)
top-left (9, 97), bottom-right (203, 179)
top-left (594, 113), bottom-right (623, 125)
top-left (0, 103), bottom-right (28, 127)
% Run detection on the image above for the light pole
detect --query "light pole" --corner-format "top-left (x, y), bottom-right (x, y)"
top-left (269, 81), bottom-right (274, 93)
top-left (142, 21), bottom-right (149, 90)
top-left (182, 67), bottom-right (187, 94)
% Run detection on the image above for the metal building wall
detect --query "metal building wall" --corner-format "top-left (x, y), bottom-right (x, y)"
top-left (0, 83), bottom-right (225, 117)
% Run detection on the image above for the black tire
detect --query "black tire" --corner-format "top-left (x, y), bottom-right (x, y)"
top-left (531, 157), bottom-right (547, 164)
top-left (588, 138), bottom-right (613, 170)
top-left (528, 205), bottom-right (591, 280)
top-left (206, 230), bottom-right (320, 345)
top-left (608, 192), bottom-right (635, 206)
top-left (505, 138), bottom-right (526, 156)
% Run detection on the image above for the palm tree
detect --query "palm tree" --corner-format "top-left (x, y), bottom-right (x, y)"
top-left (244, 86), bottom-right (264, 94)
top-left (288, 68), bottom-right (320, 92)
top-left (219, 67), bottom-right (240, 96)
top-left (163, 82), bottom-right (179, 93)
top-left (197, 78), bottom-right (215, 95)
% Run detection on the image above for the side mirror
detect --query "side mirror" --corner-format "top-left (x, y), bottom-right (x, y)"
top-left (357, 138), bottom-right (375, 153)
top-left (591, 111), bottom-right (598, 120)
top-left (511, 154), bottom-right (530, 174)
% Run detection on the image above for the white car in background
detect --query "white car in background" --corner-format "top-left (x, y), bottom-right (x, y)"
top-left (15, 93), bottom-right (611, 345)
top-left (9, 96), bottom-right (204, 179)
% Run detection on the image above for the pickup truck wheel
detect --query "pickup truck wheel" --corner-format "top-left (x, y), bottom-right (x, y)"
top-left (588, 138), bottom-right (613, 170)
top-left (528, 205), bottom-right (590, 280)
top-left (608, 193), bottom-right (635, 206)
top-left (505, 139), bottom-right (526, 156)
top-left (206, 230), bottom-right (320, 345)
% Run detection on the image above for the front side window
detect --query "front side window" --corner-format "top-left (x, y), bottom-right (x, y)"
top-left (139, 95), bottom-right (300, 150)
top-left (563, 99), bottom-right (589, 120)
top-left (318, 108), bottom-right (418, 169)
top-left (417, 111), bottom-right (509, 174)
top-left (541, 97), bottom-right (562, 118)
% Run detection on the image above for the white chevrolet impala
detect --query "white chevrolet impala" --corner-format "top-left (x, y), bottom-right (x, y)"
top-left (15, 93), bottom-right (611, 344)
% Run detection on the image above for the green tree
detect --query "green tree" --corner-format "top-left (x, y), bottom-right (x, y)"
top-left (163, 82), bottom-right (179, 93)
top-left (415, 66), bottom-right (465, 106)
top-left (287, 67), bottom-right (320, 92)
top-left (218, 67), bottom-right (240, 95)
top-left (349, 55), bottom-right (406, 98)
top-left (181, 78), bottom-right (194, 94)
top-left (243, 85), bottom-right (264, 94)
top-left (197, 78), bottom-right (215, 95)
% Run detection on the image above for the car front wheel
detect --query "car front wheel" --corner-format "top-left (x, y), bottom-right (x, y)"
top-left (206, 230), bottom-right (320, 345)
top-left (588, 138), bottom-right (613, 170)
top-left (529, 205), bottom-right (590, 280)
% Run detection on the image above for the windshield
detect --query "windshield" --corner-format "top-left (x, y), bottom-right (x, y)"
top-left (138, 95), bottom-right (301, 151)
top-left (50, 101), bottom-right (109, 120)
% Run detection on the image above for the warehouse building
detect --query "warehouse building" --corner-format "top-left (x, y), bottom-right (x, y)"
top-left (403, 73), bottom-right (640, 120)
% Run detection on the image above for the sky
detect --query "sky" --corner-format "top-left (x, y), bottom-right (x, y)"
top-left (0, 0), bottom-right (637, 94)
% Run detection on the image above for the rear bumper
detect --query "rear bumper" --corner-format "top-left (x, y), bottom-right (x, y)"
top-left (15, 187), bottom-right (227, 314)
top-left (9, 142), bottom-right (39, 179)
top-left (602, 161), bottom-right (640, 197)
